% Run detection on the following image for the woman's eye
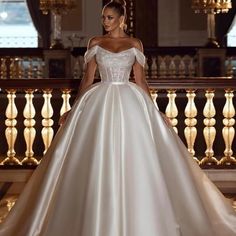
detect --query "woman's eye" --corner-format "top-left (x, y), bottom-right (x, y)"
top-left (101, 15), bottom-right (113, 21)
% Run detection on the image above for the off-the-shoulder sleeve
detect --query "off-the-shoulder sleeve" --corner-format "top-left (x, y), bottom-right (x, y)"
top-left (84, 45), bottom-right (98, 64)
top-left (133, 48), bottom-right (146, 67)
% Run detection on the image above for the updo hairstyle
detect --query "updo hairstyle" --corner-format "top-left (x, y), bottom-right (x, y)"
top-left (104, 0), bottom-right (127, 18)
top-left (104, 0), bottom-right (127, 30)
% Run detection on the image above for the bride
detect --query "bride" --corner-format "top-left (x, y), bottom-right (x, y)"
top-left (0, 0), bottom-right (235, 235)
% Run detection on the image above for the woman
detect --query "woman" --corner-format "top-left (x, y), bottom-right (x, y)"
top-left (0, 0), bottom-right (236, 235)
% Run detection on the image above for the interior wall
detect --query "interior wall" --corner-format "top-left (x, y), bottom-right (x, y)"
top-left (59, 0), bottom-right (208, 47)
top-left (135, 0), bottom-right (158, 47)
top-left (61, 0), bottom-right (103, 47)
top-left (158, 0), bottom-right (207, 46)
top-left (62, 1), bottom-right (83, 31)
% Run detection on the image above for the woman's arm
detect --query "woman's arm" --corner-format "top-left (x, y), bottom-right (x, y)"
top-left (74, 38), bottom-right (99, 101)
top-left (132, 39), bottom-right (172, 126)
top-left (132, 40), bottom-right (152, 98)
top-left (59, 38), bottom-right (98, 125)
top-left (74, 58), bottom-right (97, 101)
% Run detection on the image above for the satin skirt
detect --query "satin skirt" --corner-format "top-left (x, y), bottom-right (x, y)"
top-left (0, 82), bottom-right (235, 236)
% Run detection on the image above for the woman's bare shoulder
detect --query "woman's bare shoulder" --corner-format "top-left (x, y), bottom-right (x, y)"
top-left (87, 36), bottom-right (105, 48)
top-left (129, 37), bottom-right (143, 51)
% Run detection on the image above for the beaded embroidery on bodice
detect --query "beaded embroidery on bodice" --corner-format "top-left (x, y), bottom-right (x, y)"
top-left (84, 45), bottom-right (146, 83)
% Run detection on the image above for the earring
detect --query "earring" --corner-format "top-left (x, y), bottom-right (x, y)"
top-left (120, 22), bottom-right (124, 29)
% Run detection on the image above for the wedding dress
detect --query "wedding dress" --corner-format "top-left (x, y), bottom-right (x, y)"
top-left (0, 45), bottom-right (235, 236)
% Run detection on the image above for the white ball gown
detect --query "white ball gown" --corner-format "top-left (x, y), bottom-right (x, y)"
top-left (0, 45), bottom-right (236, 236)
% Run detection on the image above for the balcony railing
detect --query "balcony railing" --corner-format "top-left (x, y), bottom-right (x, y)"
top-left (1, 47), bottom-right (236, 80)
top-left (0, 47), bottom-right (235, 169)
top-left (0, 78), bottom-right (234, 169)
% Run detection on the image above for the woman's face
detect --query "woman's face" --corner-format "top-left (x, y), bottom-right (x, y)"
top-left (102, 7), bottom-right (123, 32)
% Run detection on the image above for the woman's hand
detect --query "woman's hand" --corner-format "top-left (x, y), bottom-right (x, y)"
top-left (58, 111), bottom-right (70, 126)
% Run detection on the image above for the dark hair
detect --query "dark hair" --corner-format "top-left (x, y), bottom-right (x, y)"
top-left (104, 0), bottom-right (126, 17)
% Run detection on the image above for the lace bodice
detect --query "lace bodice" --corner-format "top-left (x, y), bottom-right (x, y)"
top-left (84, 45), bottom-right (146, 83)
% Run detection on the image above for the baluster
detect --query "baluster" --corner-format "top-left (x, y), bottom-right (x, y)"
top-left (60, 89), bottom-right (71, 116)
top-left (184, 89), bottom-right (199, 163)
top-left (2, 89), bottom-right (21, 165)
top-left (27, 58), bottom-right (33, 79)
top-left (36, 58), bottom-right (43, 78)
top-left (165, 89), bottom-right (178, 133)
top-left (174, 56), bottom-right (180, 77)
top-left (0, 58), bottom-right (7, 79)
top-left (184, 56), bottom-right (191, 77)
top-left (23, 57), bottom-right (28, 78)
top-left (200, 89), bottom-right (218, 167)
top-left (219, 89), bottom-right (236, 167)
top-left (188, 58), bottom-right (195, 77)
top-left (21, 89), bottom-right (38, 165)
top-left (226, 57), bottom-right (233, 77)
top-left (17, 58), bottom-right (23, 79)
top-left (159, 57), bottom-right (167, 78)
top-left (168, 58), bottom-right (176, 78)
top-left (150, 88), bottom-right (158, 108)
top-left (150, 56), bottom-right (158, 79)
top-left (179, 58), bottom-right (186, 77)
top-left (9, 58), bottom-right (16, 79)
top-left (31, 58), bottom-right (37, 78)
top-left (41, 89), bottom-right (54, 155)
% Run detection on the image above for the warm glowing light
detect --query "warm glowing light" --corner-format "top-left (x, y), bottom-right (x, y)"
top-left (192, 0), bottom-right (232, 14)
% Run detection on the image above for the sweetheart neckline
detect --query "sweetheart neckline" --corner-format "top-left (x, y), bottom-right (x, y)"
top-left (89, 45), bottom-right (143, 55)
top-left (97, 45), bottom-right (134, 54)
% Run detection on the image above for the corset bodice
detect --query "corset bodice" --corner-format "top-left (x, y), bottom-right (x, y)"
top-left (84, 45), bottom-right (146, 83)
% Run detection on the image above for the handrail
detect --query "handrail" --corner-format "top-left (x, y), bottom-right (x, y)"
top-left (147, 77), bottom-right (236, 89)
top-left (0, 48), bottom-right (44, 57)
top-left (0, 78), bottom-right (79, 90)
top-left (0, 77), bottom-right (234, 90)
